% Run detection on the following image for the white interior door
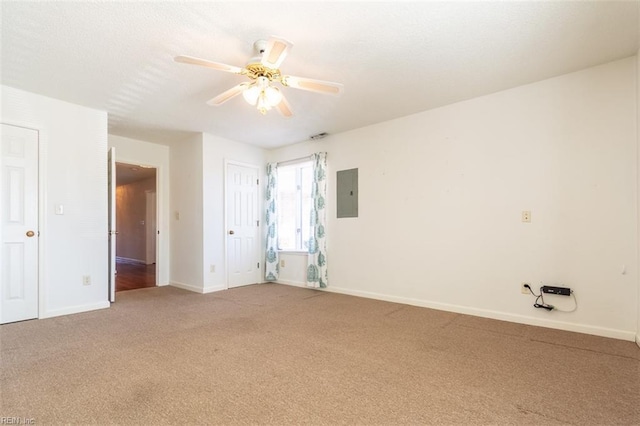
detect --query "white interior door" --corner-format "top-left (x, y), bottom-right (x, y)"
top-left (1, 124), bottom-right (39, 324)
top-left (226, 163), bottom-right (260, 288)
top-left (107, 147), bottom-right (116, 302)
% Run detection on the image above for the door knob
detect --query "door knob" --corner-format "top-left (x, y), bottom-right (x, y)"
top-left (229, 230), bottom-right (235, 235)
top-left (26, 230), bottom-right (35, 237)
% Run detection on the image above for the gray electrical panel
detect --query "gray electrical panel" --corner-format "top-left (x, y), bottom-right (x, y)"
top-left (337, 168), bottom-right (358, 218)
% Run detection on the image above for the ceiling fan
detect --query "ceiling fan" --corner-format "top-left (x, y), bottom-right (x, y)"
top-left (174, 36), bottom-right (344, 117)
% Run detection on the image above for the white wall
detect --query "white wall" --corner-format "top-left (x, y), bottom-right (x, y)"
top-left (202, 133), bottom-right (266, 292)
top-left (108, 134), bottom-right (170, 285)
top-left (276, 252), bottom-right (308, 287)
top-left (169, 133), bottom-right (204, 291)
top-left (1, 85), bottom-right (109, 318)
top-left (268, 57), bottom-right (638, 341)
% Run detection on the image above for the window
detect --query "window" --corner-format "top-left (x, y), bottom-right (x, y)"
top-left (277, 160), bottom-right (313, 251)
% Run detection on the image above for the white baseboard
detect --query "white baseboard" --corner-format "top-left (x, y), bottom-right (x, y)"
top-left (170, 281), bottom-right (226, 294)
top-left (170, 281), bottom-right (204, 293)
top-left (203, 285), bottom-right (226, 294)
top-left (310, 285), bottom-right (636, 342)
top-left (41, 301), bottom-right (110, 319)
top-left (116, 256), bottom-right (145, 265)
top-left (275, 279), bottom-right (308, 288)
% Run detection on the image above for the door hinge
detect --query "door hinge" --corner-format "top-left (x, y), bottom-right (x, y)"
top-left (257, 262), bottom-right (260, 269)
top-left (256, 178), bottom-right (259, 185)
top-left (256, 220), bottom-right (259, 227)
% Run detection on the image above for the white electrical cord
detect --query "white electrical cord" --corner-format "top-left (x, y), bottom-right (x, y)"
top-left (551, 291), bottom-right (577, 313)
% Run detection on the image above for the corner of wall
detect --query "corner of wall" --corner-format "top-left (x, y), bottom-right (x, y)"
top-left (637, 49), bottom-right (640, 346)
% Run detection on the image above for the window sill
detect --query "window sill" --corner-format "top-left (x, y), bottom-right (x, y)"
top-left (278, 250), bottom-right (308, 256)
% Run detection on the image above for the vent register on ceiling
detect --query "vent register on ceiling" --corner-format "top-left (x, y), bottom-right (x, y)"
top-left (175, 37), bottom-right (344, 116)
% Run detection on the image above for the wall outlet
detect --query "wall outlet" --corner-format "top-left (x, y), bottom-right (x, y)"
top-left (83, 275), bottom-right (91, 286)
top-left (210, 264), bottom-right (215, 273)
top-left (521, 283), bottom-right (531, 294)
top-left (521, 211), bottom-right (531, 223)
top-left (280, 259), bottom-right (285, 267)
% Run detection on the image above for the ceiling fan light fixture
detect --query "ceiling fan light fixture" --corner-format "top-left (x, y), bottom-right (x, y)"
top-left (244, 77), bottom-right (282, 114)
top-left (242, 84), bottom-right (260, 105)
top-left (256, 90), bottom-right (281, 115)
top-left (264, 86), bottom-right (283, 106)
top-left (256, 94), bottom-right (271, 115)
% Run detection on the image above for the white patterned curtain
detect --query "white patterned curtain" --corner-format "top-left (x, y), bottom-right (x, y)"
top-left (307, 152), bottom-right (328, 288)
top-left (265, 162), bottom-right (279, 281)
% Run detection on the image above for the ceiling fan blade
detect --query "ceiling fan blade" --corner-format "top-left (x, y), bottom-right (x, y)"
top-left (206, 83), bottom-right (248, 106)
top-left (174, 55), bottom-right (243, 74)
top-left (276, 94), bottom-right (293, 118)
top-left (281, 75), bottom-right (343, 96)
top-left (261, 36), bottom-right (293, 69)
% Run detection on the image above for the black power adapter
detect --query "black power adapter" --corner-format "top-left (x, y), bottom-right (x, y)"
top-left (525, 284), bottom-right (576, 312)
top-left (541, 286), bottom-right (571, 296)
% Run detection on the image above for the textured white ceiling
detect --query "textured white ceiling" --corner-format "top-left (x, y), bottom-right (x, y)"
top-left (1, 1), bottom-right (638, 149)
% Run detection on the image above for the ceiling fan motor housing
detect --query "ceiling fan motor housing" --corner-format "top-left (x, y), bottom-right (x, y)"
top-left (245, 40), bottom-right (280, 81)
top-left (254, 39), bottom-right (268, 54)
top-left (245, 39), bottom-right (267, 65)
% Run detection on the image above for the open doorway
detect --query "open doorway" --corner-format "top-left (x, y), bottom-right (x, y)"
top-left (115, 162), bottom-right (157, 292)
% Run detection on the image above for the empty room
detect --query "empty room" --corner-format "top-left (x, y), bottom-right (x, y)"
top-left (1, 1), bottom-right (639, 425)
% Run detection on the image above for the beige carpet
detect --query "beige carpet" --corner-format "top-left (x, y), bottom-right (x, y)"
top-left (1, 284), bottom-right (638, 425)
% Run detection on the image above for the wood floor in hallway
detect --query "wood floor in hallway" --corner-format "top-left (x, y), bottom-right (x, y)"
top-left (116, 261), bottom-right (155, 292)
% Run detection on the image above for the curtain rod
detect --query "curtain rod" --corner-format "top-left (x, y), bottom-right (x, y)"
top-left (276, 155), bottom-right (313, 167)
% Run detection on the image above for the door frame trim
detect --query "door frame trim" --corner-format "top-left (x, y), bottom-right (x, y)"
top-left (0, 119), bottom-right (44, 319)
top-left (223, 159), bottom-right (261, 290)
